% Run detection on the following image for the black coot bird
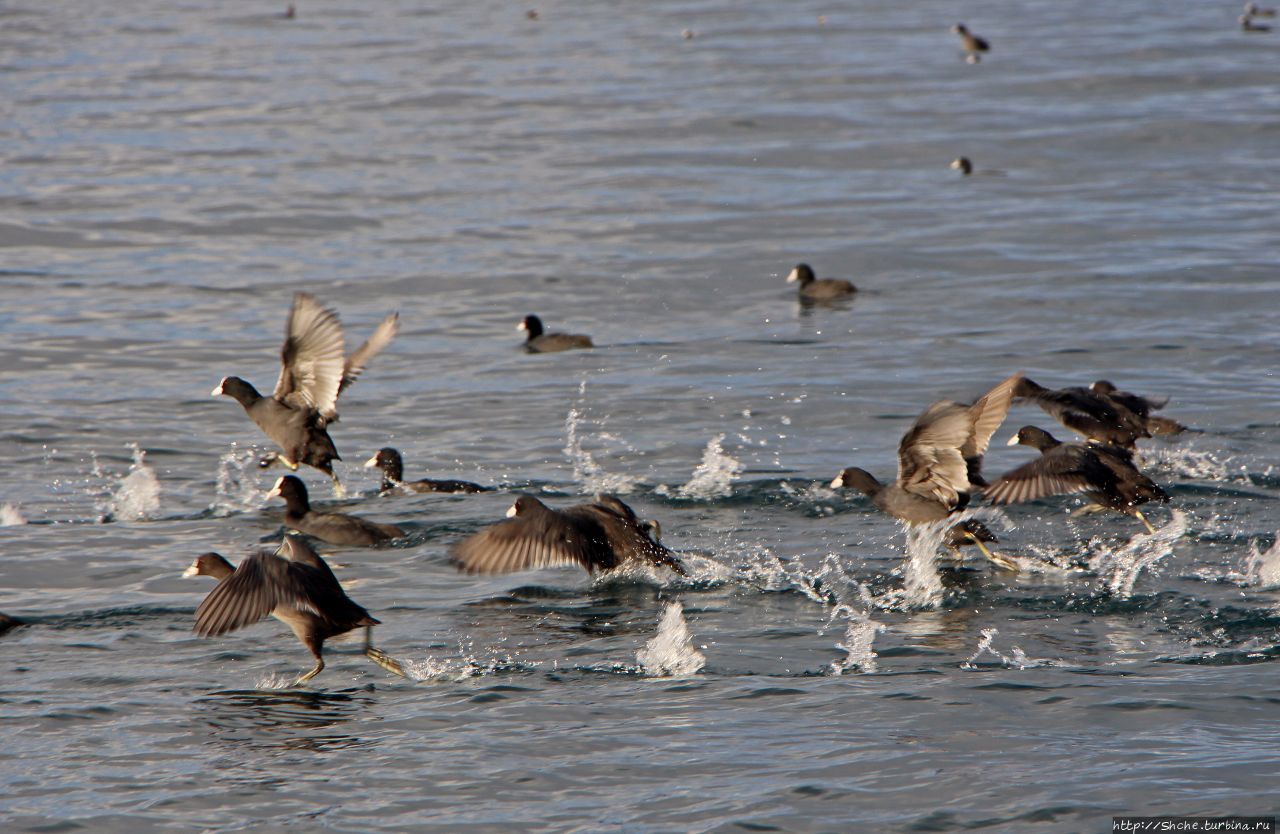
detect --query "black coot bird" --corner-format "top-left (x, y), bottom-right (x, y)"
top-left (518, 315), bottom-right (593, 353)
top-left (951, 23), bottom-right (990, 61)
top-left (1090, 380), bottom-right (1186, 437)
top-left (268, 475), bottom-right (405, 546)
top-left (984, 426), bottom-right (1169, 533)
top-left (364, 448), bottom-right (488, 494)
top-left (451, 494), bottom-right (686, 576)
top-left (830, 372), bottom-right (1024, 569)
top-left (184, 535), bottom-right (405, 686)
top-left (212, 293), bottom-right (399, 495)
top-left (1014, 376), bottom-right (1150, 449)
top-left (786, 263), bottom-right (857, 301)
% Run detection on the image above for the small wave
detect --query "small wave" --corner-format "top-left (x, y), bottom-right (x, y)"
top-left (101, 444), bottom-right (161, 522)
top-left (636, 602), bottom-right (705, 677)
top-left (253, 672), bottom-right (298, 690)
top-left (0, 503), bottom-right (27, 526)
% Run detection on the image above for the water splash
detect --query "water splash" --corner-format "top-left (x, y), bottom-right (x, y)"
top-left (636, 602), bottom-right (705, 677)
top-left (211, 447), bottom-right (271, 517)
top-left (1098, 509), bottom-right (1187, 597)
top-left (676, 435), bottom-right (742, 499)
top-left (253, 673), bottom-right (296, 690)
top-left (1245, 534), bottom-right (1280, 588)
top-left (563, 380), bottom-right (640, 495)
top-left (823, 572), bottom-right (883, 676)
top-left (961, 628), bottom-right (1065, 670)
top-left (101, 445), bottom-right (161, 522)
top-left (0, 504), bottom-right (27, 526)
top-left (900, 522), bottom-right (946, 609)
top-left (1141, 446), bottom-right (1232, 482)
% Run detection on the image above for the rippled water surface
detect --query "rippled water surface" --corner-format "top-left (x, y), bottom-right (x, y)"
top-left (3, 1), bottom-right (1280, 831)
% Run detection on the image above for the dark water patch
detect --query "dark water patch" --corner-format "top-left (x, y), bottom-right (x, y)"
top-left (970, 681), bottom-right (1056, 692)
top-left (1091, 699), bottom-right (1192, 711)
top-left (729, 686), bottom-right (806, 701)
top-left (1159, 646), bottom-right (1280, 666)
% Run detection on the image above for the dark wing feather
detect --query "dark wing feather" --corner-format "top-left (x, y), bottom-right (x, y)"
top-left (194, 553), bottom-right (308, 637)
top-left (983, 446), bottom-right (1112, 505)
top-left (450, 505), bottom-right (605, 574)
top-left (273, 293), bottom-right (345, 417)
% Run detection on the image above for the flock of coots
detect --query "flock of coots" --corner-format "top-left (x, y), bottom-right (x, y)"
top-left (186, 291), bottom-right (1186, 686)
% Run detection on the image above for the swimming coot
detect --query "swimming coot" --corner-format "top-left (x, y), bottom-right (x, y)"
top-left (518, 315), bottom-right (593, 353)
top-left (268, 475), bottom-right (405, 546)
top-left (786, 263), bottom-right (857, 301)
top-left (364, 448), bottom-right (488, 494)
top-left (184, 535), bottom-right (405, 686)
top-left (451, 494), bottom-right (686, 576)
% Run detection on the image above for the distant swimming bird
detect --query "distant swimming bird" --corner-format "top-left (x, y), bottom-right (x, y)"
top-left (518, 314), bottom-right (593, 353)
top-left (269, 475), bottom-right (405, 546)
top-left (1240, 13), bottom-right (1272, 31)
top-left (985, 426), bottom-right (1169, 533)
top-left (786, 263), bottom-right (857, 301)
top-left (1245, 2), bottom-right (1276, 17)
top-left (184, 536), bottom-right (405, 686)
top-left (212, 293), bottom-right (399, 494)
top-left (451, 494), bottom-right (686, 576)
top-left (951, 157), bottom-right (973, 175)
top-left (951, 23), bottom-right (990, 61)
top-left (829, 372), bottom-right (1024, 569)
top-left (1013, 376), bottom-right (1150, 449)
top-left (526, 9), bottom-right (539, 20)
top-left (364, 448), bottom-right (488, 495)
top-left (0, 613), bottom-right (25, 637)
top-left (282, 4), bottom-right (295, 19)
top-left (1089, 380), bottom-right (1185, 437)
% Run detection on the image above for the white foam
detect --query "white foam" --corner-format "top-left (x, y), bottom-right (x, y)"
top-left (103, 444), bottom-right (161, 522)
top-left (637, 602), bottom-right (705, 677)
top-left (1245, 534), bottom-right (1280, 588)
top-left (0, 503), bottom-right (27, 526)
top-left (1098, 509), bottom-right (1187, 597)
top-left (676, 435), bottom-right (742, 499)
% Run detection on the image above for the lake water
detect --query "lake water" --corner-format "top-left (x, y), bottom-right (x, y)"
top-left (2, 1), bottom-right (1279, 831)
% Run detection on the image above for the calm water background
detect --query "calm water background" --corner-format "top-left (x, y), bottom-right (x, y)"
top-left (2, 1), bottom-right (1280, 831)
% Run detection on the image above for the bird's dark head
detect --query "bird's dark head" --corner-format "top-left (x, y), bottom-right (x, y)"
top-left (950, 157), bottom-right (973, 175)
top-left (183, 552), bottom-right (234, 579)
top-left (267, 475), bottom-right (308, 506)
top-left (518, 315), bottom-right (544, 339)
top-left (830, 467), bottom-right (882, 496)
top-left (951, 23), bottom-right (968, 34)
top-left (786, 263), bottom-right (815, 285)
top-left (364, 447), bottom-right (402, 470)
top-left (1007, 425), bottom-right (1059, 451)
top-left (1090, 380), bottom-right (1117, 395)
top-left (506, 494), bottom-right (545, 518)
top-left (211, 376), bottom-right (260, 405)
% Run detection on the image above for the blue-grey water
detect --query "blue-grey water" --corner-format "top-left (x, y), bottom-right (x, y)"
top-left (3, 1), bottom-right (1280, 831)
